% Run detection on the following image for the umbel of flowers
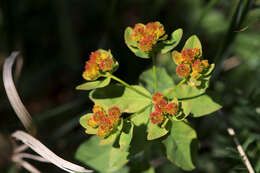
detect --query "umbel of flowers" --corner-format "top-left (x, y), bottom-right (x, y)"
top-left (150, 92), bottom-right (179, 124)
top-left (82, 49), bottom-right (117, 81)
top-left (130, 22), bottom-right (167, 52)
top-left (87, 105), bottom-right (121, 138)
top-left (172, 47), bottom-right (214, 86)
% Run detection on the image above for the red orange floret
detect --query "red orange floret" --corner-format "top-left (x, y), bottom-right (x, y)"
top-left (131, 23), bottom-right (145, 42)
top-left (167, 102), bottom-right (178, 115)
top-left (192, 59), bottom-right (204, 73)
top-left (150, 111), bottom-right (164, 124)
top-left (108, 106), bottom-right (121, 124)
top-left (88, 117), bottom-right (98, 128)
top-left (155, 99), bottom-right (168, 113)
top-left (130, 21), bottom-right (166, 52)
top-left (176, 64), bottom-right (191, 78)
top-left (86, 105), bottom-right (122, 138)
top-left (152, 92), bottom-right (164, 102)
top-left (82, 49), bottom-right (115, 81)
top-left (100, 58), bottom-right (114, 72)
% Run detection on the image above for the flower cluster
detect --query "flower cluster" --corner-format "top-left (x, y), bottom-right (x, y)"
top-left (88, 105), bottom-right (121, 138)
top-left (130, 22), bottom-right (167, 52)
top-left (172, 48), bottom-right (211, 81)
top-left (82, 49), bottom-right (116, 81)
top-left (150, 92), bottom-right (179, 124)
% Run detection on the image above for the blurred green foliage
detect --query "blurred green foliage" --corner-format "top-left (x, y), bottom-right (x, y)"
top-left (0, 0), bottom-right (260, 172)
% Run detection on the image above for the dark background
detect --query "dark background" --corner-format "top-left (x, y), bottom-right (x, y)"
top-left (0, 0), bottom-right (260, 172)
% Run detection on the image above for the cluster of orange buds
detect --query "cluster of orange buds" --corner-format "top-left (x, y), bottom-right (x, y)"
top-left (82, 49), bottom-right (116, 81)
top-left (130, 22), bottom-right (167, 52)
top-left (172, 48), bottom-right (209, 79)
top-left (87, 105), bottom-right (121, 138)
top-left (150, 92), bottom-right (179, 124)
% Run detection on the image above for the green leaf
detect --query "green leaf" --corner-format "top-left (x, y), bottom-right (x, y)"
top-left (131, 104), bottom-right (152, 126)
top-left (119, 121), bottom-right (134, 152)
top-left (76, 77), bottom-right (111, 91)
top-left (90, 84), bottom-right (152, 113)
top-left (160, 28), bottom-right (183, 54)
top-left (162, 120), bottom-right (197, 171)
top-left (167, 84), bottom-right (222, 117)
top-left (183, 35), bottom-right (202, 53)
top-left (124, 27), bottom-right (138, 47)
top-left (124, 27), bottom-right (150, 59)
top-left (79, 113), bottom-right (98, 134)
top-left (183, 94), bottom-right (222, 117)
top-left (139, 67), bottom-right (175, 93)
top-left (147, 119), bottom-right (169, 140)
top-left (75, 136), bottom-right (129, 173)
top-left (166, 84), bottom-right (205, 99)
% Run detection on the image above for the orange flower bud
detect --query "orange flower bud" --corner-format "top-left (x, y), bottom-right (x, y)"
top-left (131, 23), bottom-right (145, 42)
top-left (87, 116), bottom-right (98, 128)
top-left (192, 60), bottom-right (204, 73)
top-left (100, 58), bottom-right (114, 72)
top-left (152, 92), bottom-right (164, 102)
top-left (190, 71), bottom-right (200, 79)
top-left (201, 60), bottom-right (209, 68)
top-left (167, 102), bottom-right (178, 115)
top-left (139, 34), bottom-right (155, 52)
top-left (97, 128), bottom-right (110, 138)
top-left (150, 111), bottom-right (164, 124)
top-left (172, 51), bottom-right (184, 65)
top-left (155, 99), bottom-right (168, 113)
top-left (176, 64), bottom-right (191, 78)
top-left (108, 106), bottom-right (121, 125)
top-left (92, 105), bottom-right (103, 114)
top-left (82, 62), bottom-right (101, 81)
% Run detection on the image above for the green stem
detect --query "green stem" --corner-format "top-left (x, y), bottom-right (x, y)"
top-left (108, 74), bottom-right (152, 99)
top-left (152, 53), bottom-right (158, 92)
top-left (165, 79), bottom-right (186, 96)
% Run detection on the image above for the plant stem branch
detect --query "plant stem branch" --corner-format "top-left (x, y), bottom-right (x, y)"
top-left (218, 110), bottom-right (255, 173)
top-left (165, 79), bottom-right (186, 96)
top-left (109, 74), bottom-right (152, 99)
top-left (152, 53), bottom-right (158, 92)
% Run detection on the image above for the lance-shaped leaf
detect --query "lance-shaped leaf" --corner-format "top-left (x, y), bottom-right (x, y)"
top-left (119, 121), bottom-right (134, 152)
top-left (76, 77), bottom-right (111, 91)
top-left (162, 120), bottom-right (197, 171)
top-left (139, 67), bottom-right (175, 93)
top-left (183, 35), bottom-right (202, 52)
top-left (124, 27), bottom-right (149, 59)
top-left (159, 28), bottom-right (183, 54)
top-left (75, 136), bottom-right (129, 173)
top-left (90, 84), bottom-right (152, 113)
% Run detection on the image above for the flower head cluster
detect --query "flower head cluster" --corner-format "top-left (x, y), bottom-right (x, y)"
top-left (87, 105), bottom-right (121, 138)
top-left (130, 22), bottom-right (167, 52)
top-left (172, 48), bottom-right (210, 80)
top-left (150, 92), bottom-right (179, 124)
top-left (82, 49), bottom-right (116, 81)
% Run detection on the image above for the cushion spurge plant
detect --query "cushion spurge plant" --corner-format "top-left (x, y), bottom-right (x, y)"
top-left (75, 21), bottom-right (222, 172)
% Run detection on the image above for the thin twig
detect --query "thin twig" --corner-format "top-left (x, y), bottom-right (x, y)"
top-left (3, 51), bottom-right (37, 135)
top-left (12, 156), bottom-right (41, 173)
top-left (218, 110), bottom-right (255, 173)
top-left (12, 130), bottom-right (93, 173)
